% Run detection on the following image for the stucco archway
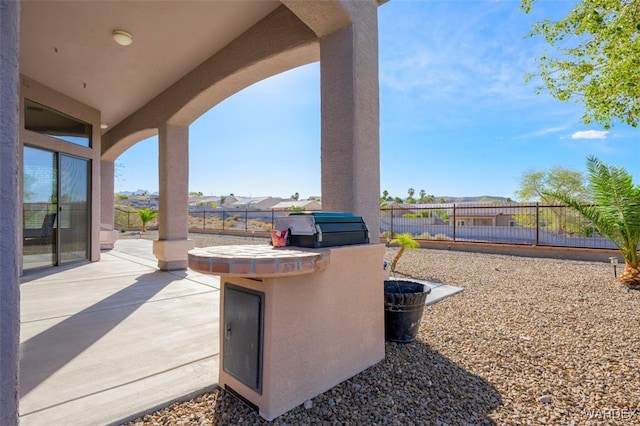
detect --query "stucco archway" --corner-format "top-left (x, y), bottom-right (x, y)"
top-left (100, 0), bottom-right (382, 271)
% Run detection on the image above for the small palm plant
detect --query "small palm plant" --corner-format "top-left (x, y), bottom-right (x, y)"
top-left (136, 207), bottom-right (157, 233)
top-left (389, 232), bottom-right (420, 273)
top-left (545, 156), bottom-right (640, 288)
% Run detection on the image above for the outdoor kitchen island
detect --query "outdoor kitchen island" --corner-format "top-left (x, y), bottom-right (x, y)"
top-left (188, 242), bottom-right (385, 420)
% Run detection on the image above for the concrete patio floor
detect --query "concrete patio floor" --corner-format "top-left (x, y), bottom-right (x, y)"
top-left (19, 239), bottom-right (220, 426)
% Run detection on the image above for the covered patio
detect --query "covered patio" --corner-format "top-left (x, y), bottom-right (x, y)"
top-left (2, 1), bottom-right (386, 422)
top-left (19, 240), bottom-right (220, 425)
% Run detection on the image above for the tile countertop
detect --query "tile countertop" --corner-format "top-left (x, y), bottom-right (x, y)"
top-left (188, 245), bottom-right (330, 278)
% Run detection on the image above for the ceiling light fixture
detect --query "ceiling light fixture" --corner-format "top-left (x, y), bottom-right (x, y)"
top-left (100, 123), bottom-right (109, 130)
top-left (112, 30), bottom-right (133, 46)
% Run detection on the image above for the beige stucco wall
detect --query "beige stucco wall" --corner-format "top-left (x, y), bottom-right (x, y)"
top-left (319, 1), bottom-right (381, 242)
top-left (496, 215), bottom-right (513, 227)
top-left (1, 0), bottom-right (21, 421)
top-left (100, 159), bottom-right (119, 249)
top-left (218, 243), bottom-right (385, 420)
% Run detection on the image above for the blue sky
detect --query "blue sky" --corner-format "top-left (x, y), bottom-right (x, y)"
top-left (115, 0), bottom-right (639, 200)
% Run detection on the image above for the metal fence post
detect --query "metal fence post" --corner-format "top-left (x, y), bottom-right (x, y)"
top-left (245, 208), bottom-right (248, 232)
top-left (453, 204), bottom-right (457, 242)
top-left (535, 202), bottom-right (540, 246)
top-left (390, 207), bottom-right (394, 237)
top-left (222, 209), bottom-right (225, 231)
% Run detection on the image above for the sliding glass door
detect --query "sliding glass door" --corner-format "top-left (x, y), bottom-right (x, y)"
top-left (23, 147), bottom-right (89, 271)
top-left (23, 147), bottom-right (57, 270)
top-left (59, 154), bottom-right (89, 264)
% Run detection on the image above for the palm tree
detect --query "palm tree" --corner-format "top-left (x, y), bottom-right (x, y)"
top-left (381, 190), bottom-right (390, 207)
top-left (545, 156), bottom-right (640, 288)
top-left (389, 233), bottom-right (420, 273)
top-left (136, 207), bottom-right (157, 233)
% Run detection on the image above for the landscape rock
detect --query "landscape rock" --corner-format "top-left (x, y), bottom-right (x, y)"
top-left (123, 232), bottom-right (640, 425)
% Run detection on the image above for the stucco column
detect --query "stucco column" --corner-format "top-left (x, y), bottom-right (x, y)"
top-left (100, 159), bottom-right (119, 249)
top-left (319, 8), bottom-right (380, 243)
top-left (152, 123), bottom-right (194, 270)
top-left (0, 0), bottom-right (21, 423)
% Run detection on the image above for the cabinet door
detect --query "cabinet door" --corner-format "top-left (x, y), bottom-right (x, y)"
top-left (223, 283), bottom-right (264, 393)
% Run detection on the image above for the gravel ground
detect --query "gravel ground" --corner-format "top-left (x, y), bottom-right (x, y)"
top-left (123, 232), bottom-right (640, 425)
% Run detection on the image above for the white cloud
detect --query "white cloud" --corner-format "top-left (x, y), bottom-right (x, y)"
top-left (571, 130), bottom-right (609, 140)
top-left (516, 125), bottom-right (569, 139)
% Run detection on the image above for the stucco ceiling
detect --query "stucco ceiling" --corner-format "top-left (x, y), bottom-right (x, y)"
top-left (20, 0), bottom-right (281, 131)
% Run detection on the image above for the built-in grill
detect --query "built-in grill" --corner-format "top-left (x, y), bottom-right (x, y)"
top-left (274, 212), bottom-right (369, 248)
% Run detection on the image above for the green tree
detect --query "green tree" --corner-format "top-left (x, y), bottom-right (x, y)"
top-left (405, 188), bottom-right (416, 204)
top-left (136, 207), bottom-right (157, 233)
top-left (515, 166), bottom-right (591, 235)
top-left (545, 157), bottom-right (640, 287)
top-left (189, 191), bottom-right (203, 196)
top-left (389, 233), bottom-right (420, 273)
top-left (381, 190), bottom-right (389, 207)
top-left (381, 190), bottom-right (391, 206)
top-left (291, 192), bottom-right (299, 201)
top-left (419, 189), bottom-right (426, 203)
top-left (522, 0), bottom-right (640, 128)
top-left (515, 166), bottom-right (589, 204)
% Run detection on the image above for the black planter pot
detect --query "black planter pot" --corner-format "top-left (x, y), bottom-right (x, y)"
top-left (383, 279), bottom-right (431, 343)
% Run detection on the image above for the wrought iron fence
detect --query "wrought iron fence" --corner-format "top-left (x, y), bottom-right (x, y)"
top-left (185, 208), bottom-right (289, 233)
top-left (114, 207), bottom-right (158, 231)
top-left (115, 203), bottom-right (631, 250)
top-left (115, 207), bottom-right (319, 234)
top-left (380, 203), bottom-right (619, 250)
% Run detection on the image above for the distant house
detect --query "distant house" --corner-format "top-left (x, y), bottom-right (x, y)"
top-left (380, 200), bottom-right (409, 218)
top-left (384, 202), bottom-right (519, 227)
top-left (271, 200), bottom-right (322, 211)
top-left (449, 203), bottom-right (519, 227)
top-left (231, 196), bottom-right (280, 210)
top-left (128, 194), bottom-right (159, 209)
top-left (188, 195), bottom-right (237, 208)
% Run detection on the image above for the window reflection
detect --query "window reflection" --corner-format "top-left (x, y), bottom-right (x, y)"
top-left (24, 99), bottom-right (91, 147)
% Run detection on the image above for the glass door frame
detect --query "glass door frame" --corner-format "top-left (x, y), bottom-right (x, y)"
top-left (58, 152), bottom-right (91, 266)
top-left (22, 145), bottom-right (91, 271)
